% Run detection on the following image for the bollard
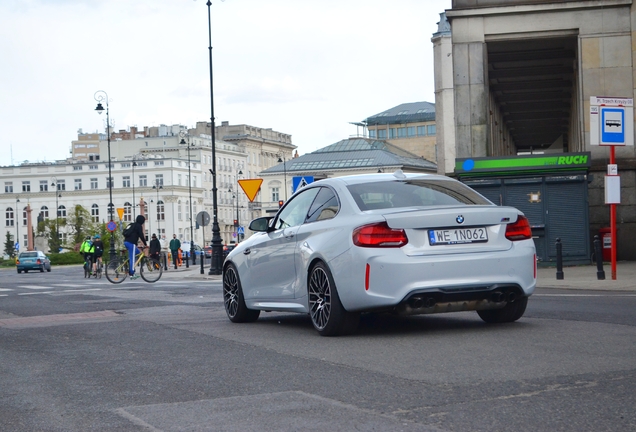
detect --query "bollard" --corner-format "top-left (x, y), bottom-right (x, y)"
top-left (200, 252), bottom-right (205, 274)
top-left (593, 235), bottom-right (605, 280)
top-left (556, 238), bottom-right (564, 280)
top-left (185, 251), bottom-right (189, 268)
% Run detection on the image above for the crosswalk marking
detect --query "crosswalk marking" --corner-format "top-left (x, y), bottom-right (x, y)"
top-left (19, 292), bottom-right (54, 295)
top-left (0, 288), bottom-right (13, 292)
top-left (19, 285), bottom-right (53, 290)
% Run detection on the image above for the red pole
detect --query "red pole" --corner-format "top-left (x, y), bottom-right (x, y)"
top-left (610, 145), bottom-right (617, 280)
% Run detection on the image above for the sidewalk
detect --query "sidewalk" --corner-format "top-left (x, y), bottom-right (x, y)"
top-left (166, 259), bottom-right (636, 291)
top-left (537, 261), bottom-right (636, 291)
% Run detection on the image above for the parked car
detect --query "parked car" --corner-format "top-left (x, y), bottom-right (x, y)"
top-left (16, 251), bottom-right (52, 273)
top-left (222, 171), bottom-right (536, 336)
top-left (180, 242), bottom-right (202, 257)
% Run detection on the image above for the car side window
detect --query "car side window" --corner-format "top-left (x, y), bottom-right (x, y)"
top-left (273, 187), bottom-right (320, 230)
top-left (306, 187), bottom-right (339, 223)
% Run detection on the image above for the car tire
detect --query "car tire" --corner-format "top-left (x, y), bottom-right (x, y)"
top-left (24, 269), bottom-right (28, 273)
top-left (17, 269), bottom-right (21, 274)
top-left (308, 261), bottom-right (360, 336)
top-left (47, 266), bottom-right (51, 272)
top-left (477, 296), bottom-right (528, 323)
top-left (223, 263), bottom-right (260, 323)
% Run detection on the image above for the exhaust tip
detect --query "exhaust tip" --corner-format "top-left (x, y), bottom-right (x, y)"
top-left (507, 292), bottom-right (517, 302)
top-left (491, 292), bottom-right (504, 303)
top-left (410, 297), bottom-right (424, 309)
top-left (424, 297), bottom-right (436, 308)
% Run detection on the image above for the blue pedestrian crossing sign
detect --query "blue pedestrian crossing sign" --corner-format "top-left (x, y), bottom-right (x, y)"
top-left (237, 226), bottom-right (245, 234)
top-left (292, 176), bottom-right (314, 193)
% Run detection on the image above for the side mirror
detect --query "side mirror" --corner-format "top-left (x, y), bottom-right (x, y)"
top-left (249, 217), bottom-right (273, 232)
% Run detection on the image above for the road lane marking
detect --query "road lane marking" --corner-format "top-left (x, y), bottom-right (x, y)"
top-left (18, 292), bottom-right (54, 295)
top-left (0, 288), bottom-right (13, 292)
top-left (61, 289), bottom-right (102, 293)
top-left (19, 285), bottom-right (53, 290)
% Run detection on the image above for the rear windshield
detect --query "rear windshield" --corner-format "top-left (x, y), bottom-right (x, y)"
top-left (20, 252), bottom-right (38, 258)
top-left (347, 179), bottom-right (492, 211)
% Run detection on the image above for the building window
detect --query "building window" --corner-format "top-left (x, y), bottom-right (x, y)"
top-left (155, 174), bottom-right (163, 186)
top-left (154, 161), bottom-right (164, 166)
top-left (91, 204), bottom-right (99, 223)
top-left (192, 176), bottom-right (196, 187)
top-left (427, 125), bottom-right (436, 136)
top-left (407, 127), bottom-right (416, 137)
top-left (40, 206), bottom-right (49, 219)
top-left (122, 176), bottom-right (131, 188)
top-left (56, 180), bottom-right (66, 191)
top-left (123, 202), bottom-right (132, 222)
top-left (74, 179), bottom-right (82, 190)
top-left (40, 180), bottom-right (48, 192)
top-left (5, 207), bottom-right (14, 227)
top-left (89, 165), bottom-right (98, 170)
top-left (417, 126), bottom-right (427, 136)
top-left (121, 163), bottom-right (131, 168)
top-left (178, 174), bottom-right (182, 186)
top-left (106, 177), bottom-right (113, 188)
top-left (139, 175), bottom-right (147, 187)
top-left (22, 181), bottom-right (30, 192)
top-left (157, 200), bottom-right (165, 221)
top-left (377, 129), bottom-right (387, 139)
top-left (22, 207), bottom-right (27, 226)
top-left (73, 165), bottom-right (83, 171)
top-left (272, 187), bottom-right (280, 202)
top-left (397, 127), bottom-right (407, 138)
top-left (186, 200), bottom-right (190, 221)
top-left (4, 182), bottom-right (13, 193)
top-left (369, 130), bottom-right (376, 138)
top-left (58, 205), bottom-right (67, 219)
top-left (91, 178), bottom-right (98, 189)
top-left (177, 201), bottom-right (182, 221)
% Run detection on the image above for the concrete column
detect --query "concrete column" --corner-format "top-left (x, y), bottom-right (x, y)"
top-left (432, 12), bottom-right (456, 175)
top-left (453, 41), bottom-right (489, 159)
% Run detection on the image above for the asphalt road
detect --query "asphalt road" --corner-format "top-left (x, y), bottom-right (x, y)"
top-left (1, 265), bottom-right (635, 431)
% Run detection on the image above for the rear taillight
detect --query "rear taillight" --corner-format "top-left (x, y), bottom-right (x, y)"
top-left (505, 215), bottom-right (532, 241)
top-left (353, 222), bottom-right (408, 247)
top-left (36, 259), bottom-right (42, 264)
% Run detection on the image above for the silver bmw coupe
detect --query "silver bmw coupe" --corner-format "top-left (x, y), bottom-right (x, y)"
top-left (223, 171), bottom-right (536, 336)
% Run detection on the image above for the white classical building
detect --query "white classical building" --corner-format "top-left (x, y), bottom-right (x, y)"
top-left (2, 122), bottom-right (296, 253)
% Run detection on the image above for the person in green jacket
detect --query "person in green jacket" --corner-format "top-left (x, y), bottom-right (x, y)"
top-left (169, 234), bottom-right (181, 270)
top-left (79, 236), bottom-right (95, 274)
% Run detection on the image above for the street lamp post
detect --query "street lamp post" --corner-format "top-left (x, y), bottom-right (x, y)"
top-left (132, 160), bottom-right (137, 219)
top-left (15, 197), bottom-right (20, 253)
top-left (207, 0), bottom-right (223, 275)
top-left (235, 169), bottom-right (242, 241)
top-left (180, 131), bottom-right (196, 265)
top-left (277, 156), bottom-right (288, 201)
top-left (94, 90), bottom-right (116, 261)
top-left (51, 179), bottom-right (61, 251)
top-left (152, 182), bottom-right (163, 238)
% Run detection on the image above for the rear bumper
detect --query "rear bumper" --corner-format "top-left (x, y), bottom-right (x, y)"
top-left (329, 240), bottom-right (536, 312)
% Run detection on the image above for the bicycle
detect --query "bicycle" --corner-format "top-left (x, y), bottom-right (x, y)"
top-left (105, 248), bottom-right (162, 284)
top-left (83, 255), bottom-right (92, 278)
top-left (94, 257), bottom-right (103, 279)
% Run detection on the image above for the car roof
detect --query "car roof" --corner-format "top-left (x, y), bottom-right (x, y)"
top-left (309, 171), bottom-right (451, 188)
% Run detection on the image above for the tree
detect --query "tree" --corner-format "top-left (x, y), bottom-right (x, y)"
top-left (37, 217), bottom-right (64, 254)
top-left (4, 231), bottom-right (15, 258)
top-left (66, 205), bottom-right (96, 249)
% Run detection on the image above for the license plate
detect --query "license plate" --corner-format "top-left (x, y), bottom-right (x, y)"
top-left (428, 227), bottom-right (488, 245)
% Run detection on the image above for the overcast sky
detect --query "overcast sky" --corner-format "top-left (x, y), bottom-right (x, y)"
top-left (0, 0), bottom-right (451, 167)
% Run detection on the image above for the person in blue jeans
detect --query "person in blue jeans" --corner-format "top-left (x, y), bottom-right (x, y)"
top-left (123, 215), bottom-right (148, 280)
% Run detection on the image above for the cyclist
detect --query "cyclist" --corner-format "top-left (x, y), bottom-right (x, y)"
top-left (123, 215), bottom-right (148, 280)
top-left (92, 234), bottom-right (104, 276)
top-left (79, 236), bottom-right (94, 275)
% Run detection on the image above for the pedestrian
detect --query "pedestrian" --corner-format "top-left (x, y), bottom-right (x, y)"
top-left (149, 233), bottom-right (161, 261)
top-left (123, 215), bottom-right (148, 280)
top-left (169, 234), bottom-right (181, 270)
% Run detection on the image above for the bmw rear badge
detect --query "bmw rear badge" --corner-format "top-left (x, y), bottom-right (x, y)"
top-left (456, 215), bottom-right (465, 224)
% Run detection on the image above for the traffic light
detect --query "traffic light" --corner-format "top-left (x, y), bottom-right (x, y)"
top-left (233, 219), bottom-right (238, 227)
top-left (278, 200), bottom-right (284, 208)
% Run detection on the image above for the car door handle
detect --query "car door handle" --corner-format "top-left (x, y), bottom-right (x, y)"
top-left (285, 234), bottom-right (295, 240)
top-left (243, 248), bottom-right (251, 255)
